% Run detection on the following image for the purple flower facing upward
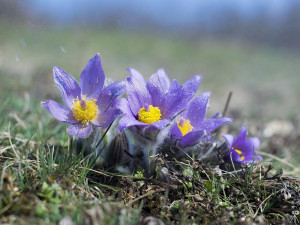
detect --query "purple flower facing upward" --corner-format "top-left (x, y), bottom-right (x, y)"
top-left (223, 125), bottom-right (263, 164)
top-left (42, 54), bottom-right (124, 138)
top-left (115, 68), bottom-right (202, 132)
top-left (170, 92), bottom-right (232, 146)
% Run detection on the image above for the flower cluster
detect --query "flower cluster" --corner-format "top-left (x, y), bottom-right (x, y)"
top-left (42, 54), bottom-right (262, 170)
top-left (115, 68), bottom-right (201, 133)
top-left (170, 92), bottom-right (231, 147)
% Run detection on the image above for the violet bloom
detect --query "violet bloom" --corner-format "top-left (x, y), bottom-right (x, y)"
top-left (223, 125), bottom-right (263, 164)
top-left (42, 54), bottom-right (124, 138)
top-left (115, 68), bottom-right (201, 132)
top-left (170, 92), bottom-right (232, 146)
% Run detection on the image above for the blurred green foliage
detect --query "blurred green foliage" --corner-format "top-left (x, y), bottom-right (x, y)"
top-left (1, 23), bottom-right (299, 118)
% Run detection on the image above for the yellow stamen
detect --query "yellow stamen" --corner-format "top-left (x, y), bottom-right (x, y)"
top-left (72, 96), bottom-right (98, 124)
top-left (232, 147), bottom-right (245, 160)
top-left (138, 105), bottom-right (161, 124)
top-left (177, 118), bottom-right (194, 136)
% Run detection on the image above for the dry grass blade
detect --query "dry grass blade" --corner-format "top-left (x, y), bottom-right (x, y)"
top-left (7, 122), bottom-right (20, 160)
top-left (125, 188), bottom-right (166, 206)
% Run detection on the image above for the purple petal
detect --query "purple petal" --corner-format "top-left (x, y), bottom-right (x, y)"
top-left (183, 75), bottom-right (202, 94)
top-left (186, 92), bottom-right (210, 126)
top-left (80, 53), bottom-right (105, 99)
top-left (234, 125), bottom-right (248, 147)
top-left (226, 149), bottom-right (244, 164)
top-left (92, 108), bottom-right (122, 127)
top-left (161, 80), bottom-right (193, 119)
top-left (113, 98), bottom-right (134, 117)
top-left (180, 130), bottom-right (205, 146)
top-left (240, 139), bottom-right (261, 163)
top-left (198, 117), bottom-right (232, 133)
top-left (126, 77), bottom-right (152, 116)
top-left (234, 141), bottom-right (255, 162)
top-left (118, 115), bottom-right (148, 132)
top-left (96, 81), bottom-right (125, 112)
top-left (127, 68), bottom-right (146, 84)
top-left (42, 100), bottom-right (77, 123)
top-left (248, 137), bottom-right (260, 152)
top-left (167, 79), bottom-right (182, 95)
top-left (223, 134), bottom-right (235, 147)
top-left (156, 68), bottom-right (170, 92)
top-left (211, 112), bottom-right (220, 119)
top-left (146, 73), bottom-right (165, 107)
top-left (170, 122), bottom-right (183, 140)
top-left (243, 153), bottom-right (261, 163)
top-left (67, 123), bottom-right (93, 138)
top-left (53, 67), bottom-right (81, 109)
top-left (148, 119), bottom-right (169, 130)
top-left (243, 156), bottom-right (262, 164)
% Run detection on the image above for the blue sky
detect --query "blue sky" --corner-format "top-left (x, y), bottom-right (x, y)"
top-left (24, 0), bottom-right (293, 26)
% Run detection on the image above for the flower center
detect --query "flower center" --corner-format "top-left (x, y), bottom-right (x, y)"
top-left (138, 105), bottom-right (161, 124)
top-left (177, 118), bottom-right (194, 136)
top-left (72, 96), bottom-right (98, 123)
top-left (232, 147), bottom-right (245, 160)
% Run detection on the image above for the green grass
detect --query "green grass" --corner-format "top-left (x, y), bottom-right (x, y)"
top-left (0, 22), bottom-right (300, 224)
top-left (0, 97), bottom-right (299, 224)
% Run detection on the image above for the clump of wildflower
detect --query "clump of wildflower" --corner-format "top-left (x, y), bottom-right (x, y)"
top-left (42, 54), bottom-right (124, 138)
top-left (223, 125), bottom-right (263, 164)
top-left (113, 68), bottom-right (201, 176)
top-left (115, 68), bottom-right (201, 132)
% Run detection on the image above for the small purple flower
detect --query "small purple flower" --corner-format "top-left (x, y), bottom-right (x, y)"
top-left (170, 92), bottom-right (232, 146)
top-left (114, 68), bottom-right (201, 132)
top-left (223, 125), bottom-right (263, 164)
top-left (42, 54), bottom-right (125, 138)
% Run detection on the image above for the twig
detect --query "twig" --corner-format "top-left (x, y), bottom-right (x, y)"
top-left (0, 146), bottom-right (15, 154)
top-left (34, 114), bottom-right (41, 169)
top-left (8, 123), bottom-right (20, 160)
top-left (222, 91), bottom-right (232, 117)
top-left (253, 191), bottom-right (279, 218)
top-left (11, 112), bottom-right (27, 129)
top-left (0, 202), bottom-right (14, 216)
top-left (80, 167), bottom-right (113, 177)
top-left (0, 131), bottom-right (37, 145)
top-left (213, 91), bottom-right (233, 138)
top-left (21, 91), bottom-right (30, 115)
top-left (0, 155), bottom-right (36, 162)
top-left (126, 188), bottom-right (165, 206)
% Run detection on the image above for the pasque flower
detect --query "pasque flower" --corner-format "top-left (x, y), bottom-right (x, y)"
top-left (170, 91), bottom-right (232, 146)
top-left (223, 125), bottom-right (263, 164)
top-left (114, 68), bottom-right (202, 132)
top-left (42, 54), bottom-right (124, 138)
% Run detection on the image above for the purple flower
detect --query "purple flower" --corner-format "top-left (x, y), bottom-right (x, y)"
top-left (114, 68), bottom-right (202, 132)
top-left (170, 92), bottom-right (232, 146)
top-left (223, 125), bottom-right (263, 164)
top-left (42, 54), bottom-right (125, 138)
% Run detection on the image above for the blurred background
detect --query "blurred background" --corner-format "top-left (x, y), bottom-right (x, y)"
top-left (1, 0), bottom-right (300, 174)
top-left (1, 0), bottom-right (300, 119)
